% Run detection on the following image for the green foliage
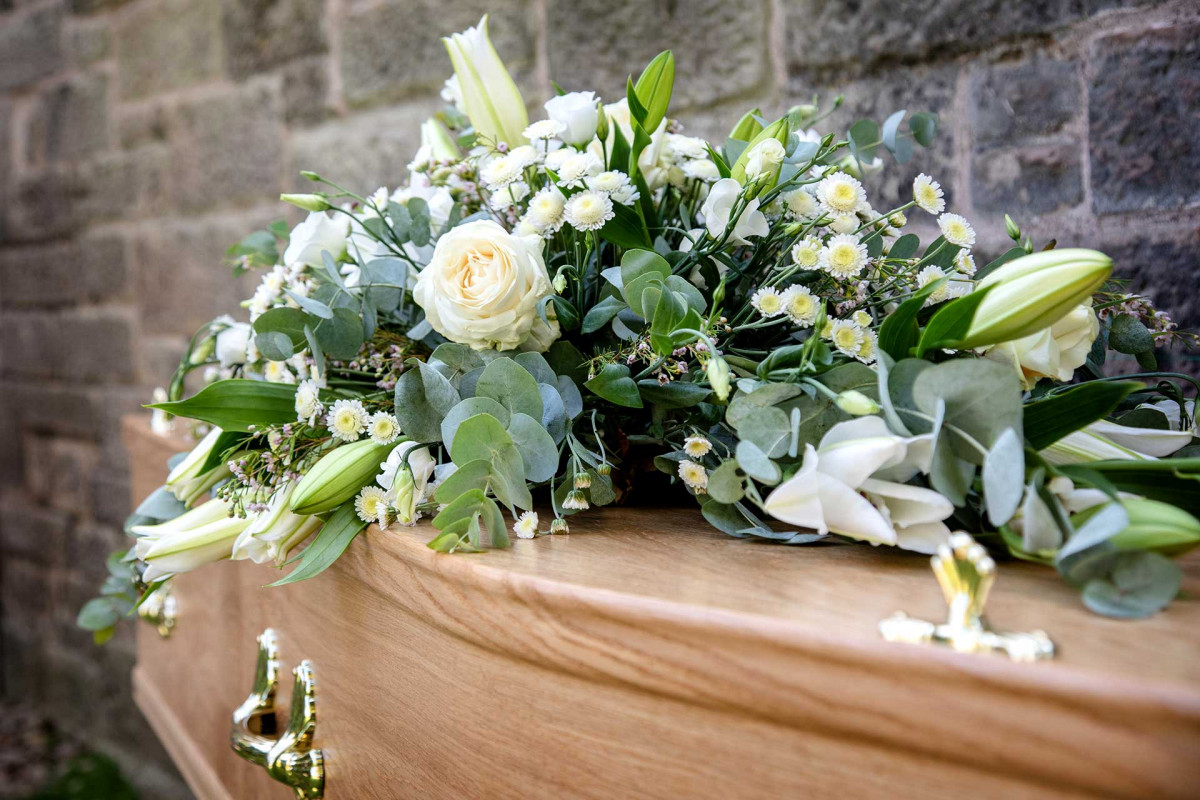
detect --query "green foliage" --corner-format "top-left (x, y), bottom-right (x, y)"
top-left (147, 379), bottom-right (298, 432)
top-left (269, 501), bottom-right (367, 586)
top-left (1023, 381), bottom-right (1142, 450)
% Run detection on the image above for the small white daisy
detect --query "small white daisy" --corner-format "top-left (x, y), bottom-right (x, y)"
top-left (830, 319), bottom-right (865, 357)
top-left (856, 330), bottom-right (879, 364)
top-left (683, 436), bottom-right (712, 458)
top-left (563, 190), bottom-right (614, 232)
top-left (782, 188), bottom-right (820, 220)
top-left (912, 174), bottom-right (945, 215)
top-left (954, 250), bottom-right (977, 276)
top-left (354, 486), bottom-right (389, 525)
top-left (591, 170), bottom-right (631, 193)
top-left (555, 151), bottom-right (603, 188)
top-left (544, 146), bottom-right (578, 172)
top-left (480, 155), bottom-right (522, 190)
top-left (367, 412), bottom-right (401, 445)
top-left (507, 145), bottom-right (542, 170)
top-left (750, 286), bottom-right (785, 318)
top-left (918, 265), bottom-right (951, 304)
top-left (526, 186), bottom-right (567, 232)
top-left (513, 510), bottom-right (540, 539)
top-left (820, 234), bottom-right (869, 280)
top-left (677, 460), bottom-right (708, 492)
top-left (790, 236), bottom-right (822, 269)
top-left (851, 309), bottom-right (872, 327)
top-left (489, 180), bottom-right (529, 211)
top-left (524, 119), bottom-right (566, 140)
top-left (326, 399), bottom-right (369, 442)
top-left (264, 360), bottom-right (295, 384)
top-left (295, 379), bottom-right (324, 425)
top-left (938, 213), bottom-right (976, 248)
top-left (816, 172), bottom-right (867, 215)
top-left (781, 285), bottom-right (819, 327)
top-left (827, 211), bottom-right (860, 234)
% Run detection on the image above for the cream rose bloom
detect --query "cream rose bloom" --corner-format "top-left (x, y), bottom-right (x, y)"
top-left (984, 301), bottom-right (1099, 390)
top-left (413, 220), bottom-right (559, 352)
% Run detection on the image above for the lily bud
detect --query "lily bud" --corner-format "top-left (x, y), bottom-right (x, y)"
top-left (135, 498), bottom-right (251, 583)
top-left (730, 118), bottom-right (790, 193)
top-left (706, 355), bottom-right (732, 402)
top-left (280, 193), bottom-right (332, 212)
top-left (443, 15), bottom-right (528, 146)
top-left (420, 117), bottom-right (461, 162)
top-left (728, 108), bottom-right (764, 142)
top-left (835, 390), bottom-right (881, 416)
top-left (165, 427), bottom-right (232, 507)
top-left (956, 248), bottom-right (1112, 349)
top-left (1073, 498), bottom-right (1200, 557)
top-left (232, 483), bottom-right (322, 566)
top-left (1004, 214), bottom-right (1021, 242)
top-left (291, 439), bottom-right (393, 516)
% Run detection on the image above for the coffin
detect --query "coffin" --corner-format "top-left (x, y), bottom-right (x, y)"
top-left (123, 415), bottom-right (1200, 799)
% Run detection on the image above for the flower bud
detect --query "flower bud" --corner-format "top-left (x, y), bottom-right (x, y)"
top-left (443, 15), bottom-right (528, 146)
top-left (730, 118), bottom-right (790, 193)
top-left (597, 463), bottom-right (612, 477)
top-left (165, 427), bottom-right (231, 507)
top-left (728, 108), bottom-right (764, 143)
top-left (420, 117), bottom-right (462, 162)
top-left (1073, 498), bottom-right (1200, 557)
top-left (574, 472), bottom-right (592, 489)
top-left (300, 171), bottom-right (322, 182)
top-left (835, 390), bottom-right (881, 416)
top-left (956, 248), bottom-right (1112, 350)
top-left (280, 193), bottom-right (332, 212)
top-left (594, 105), bottom-right (610, 142)
top-left (389, 467), bottom-right (418, 525)
top-left (705, 355), bottom-right (732, 402)
top-left (550, 517), bottom-right (570, 535)
top-left (1004, 214), bottom-right (1021, 242)
top-left (134, 498), bottom-right (251, 583)
top-left (291, 439), bottom-right (393, 516)
top-left (232, 483), bottom-right (321, 566)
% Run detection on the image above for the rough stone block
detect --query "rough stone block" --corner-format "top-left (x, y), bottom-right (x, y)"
top-left (1100, 229), bottom-right (1200, 336)
top-left (79, 146), bottom-right (170, 221)
top-left (546, 0), bottom-right (771, 109)
top-left (0, 494), bottom-right (72, 564)
top-left (63, 16), bottom-right (112, 66)
top-left (23, 434), bottom-right (99, 512)
top-left (971, 143), bottom-right (1083, 215)
top-left (0, 559), bottom-right (53, 640)
top-left (222, 0), bottom-right (327, 79)
top-left (24, 73), bottom-right (110, 165)
top-left (0, 309), bottom-right (136, 382)
top-left (970, 57), bottom-right (1080, 148)
top-left (341, 0), bottom-right (537, 108)
top-left (282, 55), bottom-right (333, 126)
top-left (115, 0), bottom-right (222, 99)
top-left (0, 5), bottom-right (64, 91)
top-left (116, 103), bottom-right (169, 149)
top-left (0, 234), bottom-right (130, 308)
top-left (5, 168), bottom-right (88, 243)
top-left (0, 381), bottom-right (102, 439)
top-left (165, 82), bottom-right (284, 212)
top-left (1089, 25), bottom-right (1200, 214)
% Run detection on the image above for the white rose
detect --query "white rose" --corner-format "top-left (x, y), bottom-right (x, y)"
top-left (544, 91), bottom-right (599, 147)
top-left (216, 321), bottom-right (251, 367)
top-left (283, 212), bottom-right (349, 268)
top-left (413, 220), bottom-right (559, 352)
top-left (743, 138), bottom-right (786, 181)
top-left (700, 178), bottom-right (768, 245)
top-left (984, 301), bottom-right (1099, 390)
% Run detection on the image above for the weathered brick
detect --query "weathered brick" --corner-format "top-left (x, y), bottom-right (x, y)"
top-left (79, 146), bottom-right (170, 221)
top-left (0, 381), bottom-right (102, 438)
top-left (67, 0), bottom-right (135, 12)
top-left (970, 57), bottom-right (1080, 149)
top-left (971, 143), bottom-right (1083, 215)
top-left (1101, 229), bottom-right (1200, 336)
top-left (115, 0), bottom-right (222, 99)
top-left (1089, 25), bottom-right (1200, 215)
top-left (784, 0), bottom-right (1081, 72)
top-left (341, 0), bottom-right (538, 108)
top-left (0, 5), bottom-right (64, 91)
top-left (116, 103), bottom-right (169, 149)
top-left (222, 0), bottom-right (327, 79)
top-left (0, 235), bottom-right (130, 308)
top-left (0, 309), bottom-right (136, 382)
top-left (5, 168), bottom-right (88, 243)
top-left (165, 83), bottom-right (284, 212)
top-left (140, 334), bottom-right (189, 388)
top-left (63, 16), bottom-right (111, 66)
top-left (23, 434), bottom-right (99, 512)
top-left (66, 522), bottom-right (125, 581)
top-left (290, 101), bottom-right (437, 190)
top-left (0, 559), bottom-right (54, 640)
top-left (24, 73), bottom-right (110, 165)
top-left (0, 494), bottom-right (72, 564)
top-left (282, 55), bottom-right (333, 126)
top-left (546, 0), bottom-right (770, 109)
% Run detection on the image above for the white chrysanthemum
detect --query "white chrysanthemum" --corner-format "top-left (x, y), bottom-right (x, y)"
top-left (524, 119), bottom-right (566, 140)
top-left (367, 412), bottom-right (401, 445)
top-left (683, 436), bottom-right (712, 458)
top-left (489, 181), bottom-right (529, 210)
top-left (912, 174), bottom-right (945, 215)
top-left (515, 218), bottom-right (542, 237)
top-left (820, 234), bottom-right (869, 280)
top-left (954, 250), bottom-right (977, 276)
top-left (326, 399), bottom-right (369, 443)
top-left (938, 213), bottom-right (976, 248)
top-left (544, 146), bottom-right (578, 171)
top-left (851, 309), bottom-right (872, 327)
top-left (508, 145), bottom-right (542, 170)
top-left (678, 460), bottom-right (708, 491)
top-left (682, 159), bottom-right (720, 181)
top-left (791, 236), bottom-right (821, 269)
top-left (827, 211), bottom-right (859, 234)
top-left (354, 486), bottom-right (389, 525)
top-left (264, 360), bottom-right (295, 384)
top-left (591, 170), bottom-right (631, 193)
top-left (563, 489), bottom-right (590, 510)
top-left (830, 319), bottom-right (865, 357)
top-left (782, 188), bottom-right (820, 220)
top-left (918, 265), bottom-right (951, 304)
top-left (856, 330), bottom-right (879, 364)
top-left (295, 379), bottom-right (324, 425)
top-left (816, 172), bottom-right (867, 214)
top-left (750, 287), bottom-right (785, 318)
top-left (781, 285), bottom-right (818, 327)
top-left (480, 155), bottom-right (522, 190)
top-left (526, 187), bottom-right (566, 231)
top-left (513, 510), bottom-right (539, 539)
top-left (563, 190), bottom-right (614, 232)
top-left (555, 151), bottom-right (603, 188)
top-left (668, 134), bottom-right (709, 161)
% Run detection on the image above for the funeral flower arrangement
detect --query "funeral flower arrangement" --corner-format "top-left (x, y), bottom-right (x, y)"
top-left (80, 16), bottom-right (1200, 641)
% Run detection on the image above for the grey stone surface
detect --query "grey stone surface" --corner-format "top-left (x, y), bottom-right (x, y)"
top-left (0, 309), bottom-right (136, 382)
top-left (970, 57), bottom-right (1080, 148)
top-left (222, 0), bottom-right (327, 79)
top-left (24, 73), bottom-right (110, 164)
top-left (971, 143), bottom-right (1083, 215)
top-left (1090, 24), bottom-right (1200, 215)
top-left (115, 0), bottom-right (222, 98)
top-left (282, 55), bottom-right (334, 126)
top-left (1102, 228), bottom-right (1200, 334)
top-left (63, 17), bottom-right (111, 65)
top-left (0, 5), bottom-right (64, 91)
top-left (0, 235), bottom-right (129, 308)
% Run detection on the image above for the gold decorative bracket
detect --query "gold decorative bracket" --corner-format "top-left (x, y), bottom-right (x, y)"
top-left (880, 533), bottom-right (1055, 662)
top-left (230, 629), bottom-right (325, 799)
top-left (137, 583), bottom-right (177, 638)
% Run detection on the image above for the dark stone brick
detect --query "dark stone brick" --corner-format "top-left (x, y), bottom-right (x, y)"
top-left (0, 381), bottom-right (102, 439)
top-left (0, 309), bottom-right (136, 382)
top-left (1100, 229), bottom-right (1200, 336)
top-left (0, 235), bottom-right (130, 308)
top-left (1089, 25), bottom-right (1200, 215)
top-left (222, 0), bottom-right (327, 79)
top-left (0, 5), bottom-right (64, 91)
top-left (547, 0), bottom-right (771, 108)
top-left (24, 435), bottom-right (99, 512)
top-left (24, 73), bottom-right (110, 165)
top-left (116, 103), bottom-right (169, 149)
top-left (282, 56), bottom-right (333, 126)
top-left (67, 0), bottom-right (134, 12)
top-left (6, 168), bottom-right (89, 243)
top-left (784, 0), bottom-right (1082, 72)
top-left (970, 58), bottom-right (1080, 149)
top-left (971, 143), bottom-right (1083, 215)
top-left (0, 495), bottom-right (71, 565)
top-left (0, 559), bottom-right (53, 641)
top-left (290, 101), bottom-right (437, 191)
top-left (341, 0), bottom-right (538, 108)
top-left (63, 17), bottom-right (112, 65)
top-left (115, 0), bottom-right (222, 99)
top-left (79, 146), bottom-right (170, 221)
top-left (165, 83), bottom-right (284, 212)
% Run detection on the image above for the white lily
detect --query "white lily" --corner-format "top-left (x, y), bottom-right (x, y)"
top-left (1041, 423), bottom-right (1163, 465)
top-left (232, 484), bottom-right (322, 566)
top-left (133, 498), bottom-right (252, 582)
top-left (1085, 419), bottom-right (1192, 458)
top-left (764, 416), bottom-right (953, 553)
top-left (443, 15), bottom-right (528, 147)
top-left (165, 427), bottom-right (231, 507)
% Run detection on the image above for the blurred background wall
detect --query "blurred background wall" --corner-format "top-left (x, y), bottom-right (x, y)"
top-left (0, 0), bottom-right (1196, 795)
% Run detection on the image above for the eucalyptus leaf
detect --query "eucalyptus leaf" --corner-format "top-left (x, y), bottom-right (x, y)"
top-left (476, 357), bottom-right (544, 419)
top-left (707, 461), bottom-right (745, 504)
top-left (585, 364), bottom-right (643, 408)
top-left (440, 397), bottom-right (510, 448)
top-left (394, 360), bottom-right (461, 442)
top-left (735, 439), bottom-right (781, 485)
top-left (982, 427), bottom-right (1025, 526)
top-left (507, 412), bottom-right (560, 482)
top-left (1081, 552), bottom-right (1181, 619)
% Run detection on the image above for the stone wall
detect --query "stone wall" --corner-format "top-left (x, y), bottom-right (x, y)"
top-left (0, 0), bottom-right (1197, 795)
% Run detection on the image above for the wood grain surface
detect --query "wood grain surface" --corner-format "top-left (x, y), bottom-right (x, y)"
top-left (125, 416), bottom-right (1200, 799)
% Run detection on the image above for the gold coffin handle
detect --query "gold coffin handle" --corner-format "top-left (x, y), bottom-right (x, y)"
top-left (230, 628), bottom-right (325, 799)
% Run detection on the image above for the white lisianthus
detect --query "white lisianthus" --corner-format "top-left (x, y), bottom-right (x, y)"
top-left (544, 91), bottom-right (599, 147)
top-left (377, 440), bottom-right (437, 523)
top-left (295, 379), bottom-right (324, 425)
top-left (983, 302), bottom-right (1099, 390)
top-left (701, 178), bottom-right (768, 245)
top-left (743, 138), bottom-right (786, 182)
top-left (413, 219), bottom-right (558, 352)
top-left (283, 212), bottom-right (349, 268)
top-left (764, 416), bottom-right (950, 553)
top-left (215, 319), bottom-right (251, 368)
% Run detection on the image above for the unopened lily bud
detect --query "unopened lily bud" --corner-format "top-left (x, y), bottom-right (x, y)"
top-left (956, 248), bottom-right (1112, 350)
top-left (291, 439), bottom-right (393, 515)
top-left (728, 108), bottom-right (764, 142)
top-left (134, 498), bottom-right (251, 583)
top-left (281, 193), bottom-right (332, 212)
top-left (835, 390), bottom-right (881, 416)
top-left (443, 15), bottom-right (528, 145)
top-left (1004, 214), bottom-right (1021, 242)
top-left (1073, 498), bottom-right (1200, 557)
top-left (705, 355), bottom-right (732, 402)
top-left (165, 427), bottom-right (231, 507)
top-left (420, 117), bottom-right (462, 162)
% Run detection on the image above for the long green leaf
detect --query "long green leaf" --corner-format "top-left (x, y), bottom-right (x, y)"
top-left (877, 277), bottom-right (946, 360)
top-left (915, 283), bottom-right (993, 355)
top-left (1023, 381), bottom-right (1141, 450)
top-left (147, 379), bottom-right (297, 432)
top-left (1079, 459), bottom-right (1200, 517)
top-left (632, 50), bottom-right (674, 134)
top-left (268, 501), bottom-right (366, 586)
